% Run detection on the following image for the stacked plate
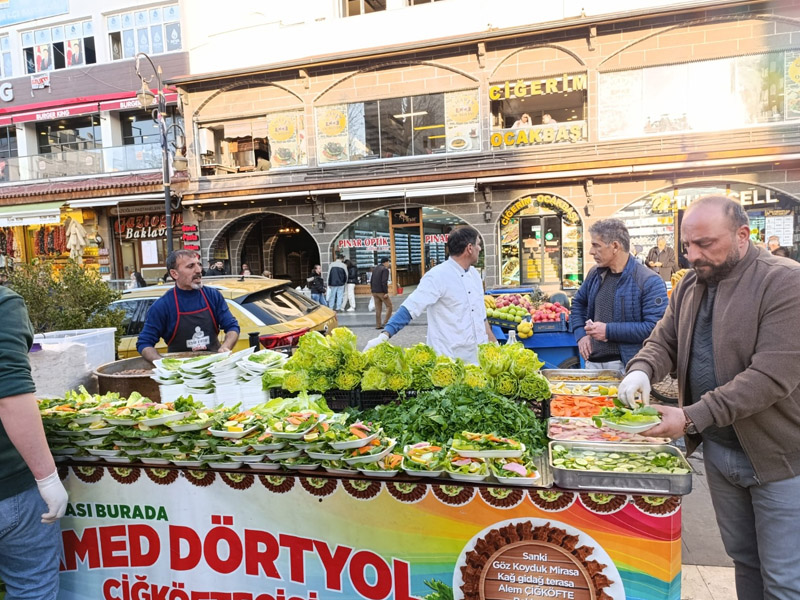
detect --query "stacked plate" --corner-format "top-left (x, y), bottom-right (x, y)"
top-left (150, 363), bottom-right (186, 404)
top-left (208, 347), bottom-right (256, 406)
top-left (236, 349), bottom-right (286, 409)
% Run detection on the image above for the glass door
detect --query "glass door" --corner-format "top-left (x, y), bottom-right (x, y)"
top-left (519, 215), bottom-right (562, 285)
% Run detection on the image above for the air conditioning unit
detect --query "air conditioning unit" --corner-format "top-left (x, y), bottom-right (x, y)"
top-left (198, 128), bottom-right (215, 155)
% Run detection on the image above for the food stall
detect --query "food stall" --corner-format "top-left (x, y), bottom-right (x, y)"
top-left (46, 331), bottom-right (687, 600)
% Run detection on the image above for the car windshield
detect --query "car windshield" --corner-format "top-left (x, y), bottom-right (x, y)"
top-left (237, 284), bottom-right (318, 325)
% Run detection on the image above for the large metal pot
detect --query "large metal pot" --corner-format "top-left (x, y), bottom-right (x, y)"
top-left (94, 356), bottom-right (160, 401)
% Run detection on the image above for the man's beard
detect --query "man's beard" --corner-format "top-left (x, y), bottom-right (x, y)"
top-left (692, 247), bottom-right (741, 283)
top-left (190, 278), bottom-right (203, 290)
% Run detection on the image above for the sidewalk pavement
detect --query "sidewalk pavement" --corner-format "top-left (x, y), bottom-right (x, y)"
top-left (333, 299), bottom-right (737, 599)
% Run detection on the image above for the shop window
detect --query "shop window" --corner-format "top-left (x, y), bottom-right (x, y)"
top-left (22, 20), bottom-right (95, 74)
top-left (342, 0), bottom-right (387, 17)
top-left (317, 89), bottom-right (479, 164)
top-left (599, 50), bottom-right (794, 140)
top-left (107, 4), bottom-right (181, 61)
top-left (489, 73), bottom-right (587, 151)
top-left (0, 126), bottom-right (17, 182)
top-left (0, 34), bottom-right (11, 78)
top-left (121, 108), bottom-right (182, 146)
top-left (198, 111), bottom-right (305, 175)
top-left (36, 116), bottom-right (102, 154)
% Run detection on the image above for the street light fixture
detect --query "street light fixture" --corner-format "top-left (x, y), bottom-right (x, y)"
top-left (135, 52), bottom-right (177, 255)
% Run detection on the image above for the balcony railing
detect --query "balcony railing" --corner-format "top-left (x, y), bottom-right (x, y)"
top-left (0, 143), bottom-right (162, 184)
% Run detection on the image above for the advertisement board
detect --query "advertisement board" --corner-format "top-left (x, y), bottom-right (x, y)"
top-left (58, 467), bottom-right (681, 600)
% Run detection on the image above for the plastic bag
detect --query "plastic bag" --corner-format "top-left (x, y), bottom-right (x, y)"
top-left (368, 296), bottom-right (375, 312)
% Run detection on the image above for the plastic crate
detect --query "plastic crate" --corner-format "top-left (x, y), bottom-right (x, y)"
top-left (34, 327), bottom-right (117, 371)
top-left (357, 390), bottom-right (402, 411)
top-left (532, 312), bottom-right (569, 333)
top-left (324, 389), bottom-right (357, 411)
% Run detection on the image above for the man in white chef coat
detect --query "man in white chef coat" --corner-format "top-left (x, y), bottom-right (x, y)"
top-left (364, 226), bottom-right (496, 364)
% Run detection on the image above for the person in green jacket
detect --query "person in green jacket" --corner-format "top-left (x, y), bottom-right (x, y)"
top-left (0, 286), bottom-right (68, 599)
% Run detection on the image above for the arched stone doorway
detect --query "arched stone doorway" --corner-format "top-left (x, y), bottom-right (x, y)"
top-left (497, 193), bottom-right (584, 291)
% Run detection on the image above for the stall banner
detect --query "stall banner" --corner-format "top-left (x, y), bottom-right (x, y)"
top-left (58, 467), bottom-right (681, 600)
top-left (315, 105), bottom-right (349, 164)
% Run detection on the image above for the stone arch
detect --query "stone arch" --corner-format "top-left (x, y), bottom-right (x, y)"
top-left (490, 44), bottom-right (586, 81)
top-left (497, 192), bottom-right (583, 228)
top-left (194, 77), bottom-right (304, 121)
top-left (314, 60), bottom-right (479, 105)
top-left (598, 13), bottom-right (800, 71)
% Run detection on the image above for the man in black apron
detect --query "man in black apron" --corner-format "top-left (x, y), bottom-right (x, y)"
top-left (137, 250), bottom-right (240, 362)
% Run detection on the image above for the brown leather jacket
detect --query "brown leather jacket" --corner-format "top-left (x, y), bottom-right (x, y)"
top-left (628, 243), bottom-right (800, 483)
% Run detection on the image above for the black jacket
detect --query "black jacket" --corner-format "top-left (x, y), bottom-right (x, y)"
top-left (328, 262), bottom-right (348, 287)
top-left (307, 271), bottom-right (325, 294)
top-left (347, 265), bottom-right (358, 284)
top-left (371, 264), bottom-right (390, 294)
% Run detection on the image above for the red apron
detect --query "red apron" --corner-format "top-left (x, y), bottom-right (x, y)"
top-left (166, 287), bottom-right (221, 353)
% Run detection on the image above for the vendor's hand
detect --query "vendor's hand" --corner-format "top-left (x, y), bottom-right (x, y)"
top-left (364, 332), bottom-right (389, 352)
top-left (655, 262), bottom-right (662, 267)
top-left (584, 320), bottom-right (607, 342)
top-left (217, 346), bottom-right (229, 353)
top-left (618, 370), bottom-right (651, 407)
top-left (383, 293), bottom-right (389, 299)
top-left (36, 470), bottom-right (68, 524)
top-left (640, 405), bottom-right (687, 440)
top-left (577, 336), bottom-right (592, 360)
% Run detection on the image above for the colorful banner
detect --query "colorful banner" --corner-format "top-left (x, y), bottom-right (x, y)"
top-left (58, 466), bottom-right (681, 600)
top-left (315, 105), bottom-right (349, 164)
top-left (266, 111), bottom-right (305, 167)
top-left (444, 90), bottom-right (480, 153)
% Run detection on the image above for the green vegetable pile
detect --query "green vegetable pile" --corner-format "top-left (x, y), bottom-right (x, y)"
top-left (478, 342), bottom-right (550, 401)
top-left (359, 385), bottom-right (547, 453)
top-left (284, 329), bottom-right (364, 393)
top-left (363, 342), bottom-right (413, 392)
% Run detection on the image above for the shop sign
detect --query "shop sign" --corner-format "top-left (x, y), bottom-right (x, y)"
top-left (648, 185), bottom-right (783, 213)
top-left (337, 237), bottom-right (389, 249)
top-left (183, 244), bottom-right (200, 251)
top-left (424, 234), bottom-right (449, 244)
top-left (11, 101), bottom-right (98, 123)
top-left (114, 213), bottom-right (183, 239)
top-left (491, 121), bottom-right (587, 149)
top-left (501, 195), bottom-right (580, 226)
top-left (111, 203), bottom-right (168, 216)
top-left (99, 93), bottom-right (178, 111)
top-left (57, 467), bottom-right (681, 600)
top-left (489, 74), bottom-right (587, 101)
top-left (0, 82), bottom-right (13, 102)
top-left (391, 207), bottom-right (421, 226)
top-left (31, 73), bottom-right (50, 90)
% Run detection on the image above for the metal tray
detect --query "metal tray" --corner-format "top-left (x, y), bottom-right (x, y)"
top-left (548, 441), bottom-right (693, 495)
top-left (542, 369), bottom-right (624, 382)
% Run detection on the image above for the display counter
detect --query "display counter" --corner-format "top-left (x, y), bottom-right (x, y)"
top-left (57, 463), bottom-right (681, 600)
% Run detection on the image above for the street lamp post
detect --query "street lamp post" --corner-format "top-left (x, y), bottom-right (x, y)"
top-left (135, 52), bottom-right (179, 256)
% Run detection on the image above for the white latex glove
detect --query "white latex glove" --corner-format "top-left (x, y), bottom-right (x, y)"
top-left (364, 332), bottom-right (389, 352)
top-left (36, 470), bottom-right (68, 524)
top-left (618, 370), bottom-right (651, 408)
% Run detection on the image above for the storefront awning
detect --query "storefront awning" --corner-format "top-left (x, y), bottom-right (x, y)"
top-left (0, 201), bottom-right (65, 227)
top-left (66, 193), bottom-right (164, 209)
top-left (338, 179), bottom-right (477, 201)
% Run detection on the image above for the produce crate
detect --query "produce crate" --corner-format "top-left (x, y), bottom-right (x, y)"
top-left (357, 389), bottom-right (403, 411)
top-left (324, 389), bottom-right (357, 411)
top-left (488, 316), bottom-right (531, 331)
top-left (533, 312), bottom-right (569, 333)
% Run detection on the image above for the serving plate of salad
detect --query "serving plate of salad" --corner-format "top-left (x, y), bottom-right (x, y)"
top-left (450, 431), bottom-right (525, 458)
top-left (250, 432), bottom-right (287, 452)
top-left (207, 459), bottom-right (243, 469)
top-left (267, 410), bottom-right (325, 440)
top-left (247, 460), bottom-right (283, 471)
top-left (237, 453), bottom-right (267, 463)
top-left (328, 422), bottom-right (380, 450)
top-left (489, 456), bottom-right (541, 486)
top-left (105, 456), bottom-right (133, 464)
top-left (280, 456), bottom-right (320, 471)
top-left (140, 456), bottom-right (171, 465)
top-left (321, 460), bottom-right (357, 475)
top-left (594, 400), bottom-right (662, 434)
top-left (266, 448), bottom-right (303, 461)
top-left (74, 436), bottom-right (108, 447)
top-left (342, 437), bottom-right (396, 465)
top-left (140, 410), bottom-right (190, 427)
top-left (209, 425), bottom-right (258, 439)
top-left (306, 445), bottom-right (345, 461)
top-left (358, 453), bottom-right (403, 477)
top-left (73, 414), bottom-right (104, 425)
top-left (402, 442), bottom-right (445, 477)
top-left (444, 450), bottom-right (489, 482)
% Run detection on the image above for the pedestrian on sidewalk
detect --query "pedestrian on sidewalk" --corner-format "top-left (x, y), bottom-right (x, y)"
top-left (327, 254), bottom-right (348, 311)
top-left (307, 265), bottom-right (327, 306)
top-left (618, 195), bottom-right (800, 600)
top-left (342, 259), bottom-right (357, 312)
top-left (370, 257), bottom-right (392, 329)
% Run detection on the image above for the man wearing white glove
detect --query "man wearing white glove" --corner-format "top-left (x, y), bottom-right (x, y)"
top-left (617, 370), bottom-right (651, 407)
top-left (0, 286), bottom-right (67, 599)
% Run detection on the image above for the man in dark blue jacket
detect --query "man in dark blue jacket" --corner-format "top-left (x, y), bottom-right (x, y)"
top-left (571, 219), bottom-right (668, 370)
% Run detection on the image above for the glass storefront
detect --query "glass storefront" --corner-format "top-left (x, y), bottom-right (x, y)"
top-left (36, 115), bottom-right (102, 153)
top-left (499, 194), bottom-right (584, 290)
top-left (333, 206), bottom-right (472, 290)
top-left (616, 182), bottom-right (800, 260)
top-left (112, 207), bottom-right (183, 283)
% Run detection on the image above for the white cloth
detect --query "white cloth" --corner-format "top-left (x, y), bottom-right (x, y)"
top-left (65, 219), bottom-right (88, 263)
top-left (343, 282), bottom-right (356, 310)
top-left (401, 258), bottom-right (488, 364)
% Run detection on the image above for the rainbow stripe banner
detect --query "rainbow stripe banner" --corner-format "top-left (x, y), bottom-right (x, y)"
top-left (57, 466), bottom-right (681, 600)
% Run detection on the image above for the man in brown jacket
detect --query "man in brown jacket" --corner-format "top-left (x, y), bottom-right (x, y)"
top-left (619, 195), bottom-right (800, 600)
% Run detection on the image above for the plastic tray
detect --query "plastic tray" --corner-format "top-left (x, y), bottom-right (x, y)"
top-left (548, 441), bottom-right (693, 495)
top-left (542, 369), bottom-right (624, 381)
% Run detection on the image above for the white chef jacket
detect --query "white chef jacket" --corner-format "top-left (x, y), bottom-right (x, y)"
top-left (401, 258), bottom-right (488, 364)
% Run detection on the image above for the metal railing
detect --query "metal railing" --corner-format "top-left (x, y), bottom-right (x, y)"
top-left (0, 143), bottom-right (162, 183)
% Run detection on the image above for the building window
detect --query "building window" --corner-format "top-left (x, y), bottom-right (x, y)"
top-left (36, 116), bottom-right (102, 154)
top-left (22, 20), bottom-right (95, 74)
top-left (0, 34), bottom-right (11, 78)
top-left (316, 89), bottom-right (480, 164)
top-left (342, 0), bottom-right (387, 17)
top-left (0, 126), bottom-right (17, 182)
top-left (107, 4), bottom-right (181, 61)
top-left (121, 108), bottom-right (182, 146)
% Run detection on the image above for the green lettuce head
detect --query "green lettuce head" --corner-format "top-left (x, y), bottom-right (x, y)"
top-left (492, 372), bottom-right (519, 398)
top-left (404, 344), bottom-right (437, 372)
top-left (335, 370), bottom-right (361, 391)
top-left (517, 373), bottom-right (551, 402)
top-left (463, 364), bottom-right (490, 389)
top-left (361, 367), bottom-right (388, 391)
top-left (478, 343), bottom-right (510, 376)
top-left (430, 356), bottom-right (465, 388)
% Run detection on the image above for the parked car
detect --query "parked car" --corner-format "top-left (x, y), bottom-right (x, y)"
top-left (113, 276), bottom-right (338, 359)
